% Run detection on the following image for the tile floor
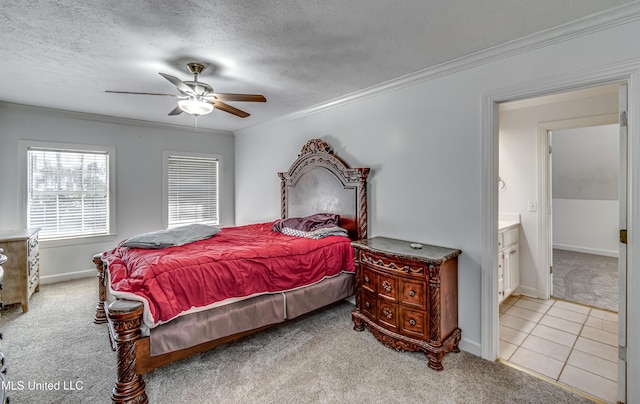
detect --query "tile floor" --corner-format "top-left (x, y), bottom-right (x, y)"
top-left (499, 295), bottom-right (619, 403)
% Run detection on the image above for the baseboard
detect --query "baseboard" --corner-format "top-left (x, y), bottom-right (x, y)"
top-left (459, 337), bottom-right (481, 357)
top-left (517, 285), bottom-right (538, 298)
top-left (553, 244), bottom-right (618, 258)
top-left (40, 269), bottom-right (95, 285)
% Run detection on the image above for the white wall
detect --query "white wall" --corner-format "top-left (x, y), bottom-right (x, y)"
top-left (552, 125), bottom-right (619, 200)
top-left (553, 198), bottom-right (619, 256)
top-left (551, 124), bottom-right (619, 256)
top-left (0, 104), bottom-right (235, 283)
top-left (234, 18), bottom-right (640, 355)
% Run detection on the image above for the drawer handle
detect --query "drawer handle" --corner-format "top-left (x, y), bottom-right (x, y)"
top-left (409, 319), bottom-right (416, 326)
top-left (364, 276), bottom-right (370, 283)
top-left (408, 290), bottom-right (415, 297)
top-left (382, 280), bottom-right (392, 292)
top-left (364, 302), bottom-right (371, 309)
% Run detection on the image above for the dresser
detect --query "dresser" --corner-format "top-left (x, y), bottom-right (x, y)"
top-left (351, 237), bottom-right (461, 370)
top-left (0, 228), bottom-right (41, 313)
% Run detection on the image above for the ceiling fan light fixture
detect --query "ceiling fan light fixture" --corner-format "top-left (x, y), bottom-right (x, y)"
top-left (178, 98), bottom-right (214, 116)
top-left (106, 63), bottom-right (264, 120)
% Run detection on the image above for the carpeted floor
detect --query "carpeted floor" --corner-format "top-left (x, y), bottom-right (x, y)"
top-left (552, 249), bottom-right (618, 312)
top-left (1, 277), bottom-right (593, 404)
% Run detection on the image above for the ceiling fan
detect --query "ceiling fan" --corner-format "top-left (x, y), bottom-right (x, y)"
top-left (106, 63), bottom-right (266, 119)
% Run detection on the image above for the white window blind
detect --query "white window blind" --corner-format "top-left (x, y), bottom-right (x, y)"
top-left (168, 155), bottom-right (219, 228)
top-left (27, 148), bottom-right (110, 239)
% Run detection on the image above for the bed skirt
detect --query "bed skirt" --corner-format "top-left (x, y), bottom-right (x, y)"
top-left (148, 272), bottom-right (355, 356)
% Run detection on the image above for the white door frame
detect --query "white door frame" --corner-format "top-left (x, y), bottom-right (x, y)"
top-left (537, 113), bottom-right (619, 300)
top-left (617, 82), bottom-right (628, 401)
top-left (481, 60), bottom-right (640, 401)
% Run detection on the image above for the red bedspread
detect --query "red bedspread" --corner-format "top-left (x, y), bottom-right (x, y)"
top-left (104, 222), bottom-right (355, 328)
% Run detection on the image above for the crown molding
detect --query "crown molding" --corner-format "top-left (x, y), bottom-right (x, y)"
top-left (0, 101), bottom-right (234, 137)
top-left (242, 2), bottom-right (640, 132)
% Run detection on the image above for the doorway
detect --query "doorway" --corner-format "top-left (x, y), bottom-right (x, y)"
top-left (495, 84), bottom-right (625, 402)
top-left (482, 64), bottom-right (640, 403)
top-left (496, 85), bottom-right (621, 300)
top-left (548, 123), bottom-right (620, 312)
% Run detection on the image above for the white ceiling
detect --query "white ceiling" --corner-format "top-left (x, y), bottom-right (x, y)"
top-left (0, 1), bottom-right (635, 132)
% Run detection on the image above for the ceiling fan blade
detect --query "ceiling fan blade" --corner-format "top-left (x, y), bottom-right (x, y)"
top-left (168, 105), bottom-right (183, 116)
top-left (211, 93), bottom-right (266, 102)
top-left (213, 101), bottom-right (250, 118)
top-left (105, 90), bottom-right (177, 96)
top-left (159, 73), bottom-right (196, 95)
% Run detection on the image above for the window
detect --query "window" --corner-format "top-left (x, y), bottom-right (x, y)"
top-left (26, 146), bottom-right (111, 240)
top-left (166, 154), bottom-right (219, 228)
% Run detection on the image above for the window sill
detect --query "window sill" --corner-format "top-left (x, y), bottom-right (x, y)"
top-left (40, 234), bottom-right (119, 248)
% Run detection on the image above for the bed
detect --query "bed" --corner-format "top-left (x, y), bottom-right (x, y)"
top-left (92, 138), bottom-right (370, 403)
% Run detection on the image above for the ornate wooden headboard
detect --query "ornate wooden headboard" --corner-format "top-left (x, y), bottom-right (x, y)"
top-left (278, 139), bottom-right (370, 240)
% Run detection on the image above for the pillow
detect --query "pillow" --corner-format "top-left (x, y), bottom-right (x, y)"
top-left (272, 213), bottom-right (340, 232)
top-left (122, 223), bottom-right (221, 249)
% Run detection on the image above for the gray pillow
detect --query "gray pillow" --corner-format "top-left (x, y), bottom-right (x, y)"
top-left (122, 223), bottom-right (221, 249)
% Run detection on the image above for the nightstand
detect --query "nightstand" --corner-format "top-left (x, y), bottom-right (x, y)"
top-left (351, 236), bottom-right (462, 370)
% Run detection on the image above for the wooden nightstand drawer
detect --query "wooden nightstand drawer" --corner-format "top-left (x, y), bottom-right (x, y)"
top-left (377, 273), bottom-right (398, 301)
top-left (400, 307), bottom-right (427, 339)
top-left (28, 235), bottom-right (39, 257)
top-left (28, 255), bottom-right (39, 278)
top-left (400, 279), bottom-right (426, 309)
top-left (359, 250), bottom-right (426, 277)
top-left (361, 267), bottom-right (376, 294)
top-left (28, 262), bottom-right (39, 296)
top-left (361, 291), bottom-right (377, 319)
top-left (377, 300), bottom-right (398, 331)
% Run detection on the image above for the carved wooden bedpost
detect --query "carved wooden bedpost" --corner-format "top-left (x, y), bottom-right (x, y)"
top-left (357, 170), bottom-right (369, 239)
top-left (93, 254), bottom-right (107, 324)
top-left (278, 171), bottom-right (287, 220)
top-left (108, 300), bottom-right (148, 404)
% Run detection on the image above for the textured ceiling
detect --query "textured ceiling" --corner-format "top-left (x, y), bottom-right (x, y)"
top-left (0, 1), bottom-right (635, 132)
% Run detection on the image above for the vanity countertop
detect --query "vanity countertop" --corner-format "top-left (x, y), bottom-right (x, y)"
top-left (499, 220), bottom-right (520, 232)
